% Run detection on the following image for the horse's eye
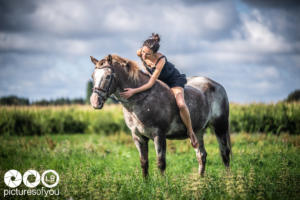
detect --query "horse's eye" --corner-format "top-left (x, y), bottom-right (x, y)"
top-left (106, 75), bottom-right (111, 79)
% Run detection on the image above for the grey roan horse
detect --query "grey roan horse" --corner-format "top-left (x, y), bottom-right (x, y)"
top-left (90, 54), bottom-right (231, 177)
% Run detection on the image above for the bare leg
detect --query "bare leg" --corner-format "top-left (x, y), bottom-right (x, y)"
top-left (133, 133), bottom-right (149, 178)
top-left (171, 87), bottom-right (198, 148)
top-left (153, 135), bottom-right (166, 175)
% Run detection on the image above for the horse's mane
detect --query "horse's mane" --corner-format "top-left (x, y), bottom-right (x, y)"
top-left (106, 54), bottom-right (149, 81)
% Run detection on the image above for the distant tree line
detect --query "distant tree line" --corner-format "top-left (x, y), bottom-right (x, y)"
top-left (32, 97), bottom-right (86, 106)
top-left (0, 95), bottom-right (86, 106)
top-left (0, 95), bottom-right (30, 106)
top-left (0, 80), bottom-right (119, 106)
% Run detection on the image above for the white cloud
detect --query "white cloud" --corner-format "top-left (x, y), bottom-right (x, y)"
top-left (103, 6), bottom-right (141, 32)
top-left (0, 0), bottom-right (299, 103)
top-left (255, 66), bottom-right (279, 79)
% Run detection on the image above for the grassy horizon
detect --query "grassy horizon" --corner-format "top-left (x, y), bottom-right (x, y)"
top-left (0, 132), bottom-right (299, 199)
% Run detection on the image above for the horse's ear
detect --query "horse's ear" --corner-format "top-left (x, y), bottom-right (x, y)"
top-left (90, 56), bottom-right (98, 65)
top-left (107, 54), bottom-right (112, 65)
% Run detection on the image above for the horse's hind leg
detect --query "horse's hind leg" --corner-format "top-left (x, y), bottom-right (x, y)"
top-left (195, 130), bottom-right (207, 176)
top-left (213, 116), bottom-right (231, 168)
top-left (133, 134), bottom-right (149, 178)
top-left (154, 135), bottom-right (166, 175)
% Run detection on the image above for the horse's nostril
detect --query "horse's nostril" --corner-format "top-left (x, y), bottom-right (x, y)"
top-left (90, 92), bottom-right (105, 109)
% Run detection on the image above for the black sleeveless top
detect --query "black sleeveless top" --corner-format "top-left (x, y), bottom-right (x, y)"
top-left (141, 56), bottom-right (187, 88)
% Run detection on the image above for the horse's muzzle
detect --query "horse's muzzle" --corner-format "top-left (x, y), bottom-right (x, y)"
top-left (90, 93), bottom-right (104, 109)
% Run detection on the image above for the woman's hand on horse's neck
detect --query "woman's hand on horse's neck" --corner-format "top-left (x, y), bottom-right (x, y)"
top-left (119, 53), bottom-right (165, 100)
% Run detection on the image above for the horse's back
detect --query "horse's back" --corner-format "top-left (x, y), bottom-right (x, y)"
top-left (163, 76), bottom-right (229, 137)
top-left (186, 76), bottom-right (229, 120)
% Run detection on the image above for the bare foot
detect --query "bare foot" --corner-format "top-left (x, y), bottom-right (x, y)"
top-left (188, 132), bottom-right (198, 148)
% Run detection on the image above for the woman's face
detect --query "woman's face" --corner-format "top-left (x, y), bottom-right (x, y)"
top-left (141, 46), bottom-right (153, 60)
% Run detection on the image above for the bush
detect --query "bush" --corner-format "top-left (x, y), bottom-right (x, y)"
top-left (229, 102), bottom-right (300, 134)
top-left (0, 96), bottom-right (29, 106)
top-left (285, 89), bottom-right (300, 102)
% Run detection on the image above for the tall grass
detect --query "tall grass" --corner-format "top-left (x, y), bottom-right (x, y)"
top-left (0, 102), bottom-right (299, 136)
top-left (0, 105), bottom-right (128, 136)
top-left (230, 102), bottom-right (300, 134)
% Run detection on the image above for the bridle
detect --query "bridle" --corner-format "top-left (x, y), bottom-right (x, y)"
top-left (92, 60), bottom-right (148, 104)
top-left (92, 65), bottom-right (116, 101)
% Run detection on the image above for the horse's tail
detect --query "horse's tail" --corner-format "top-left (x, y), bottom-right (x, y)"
top-left (225, 127), bottom-right (232, 158)
top-left (213, 114), bottom-right (232, 168)
top-left (228, 129), bottom-right (232, 161)
top-left (212, 85), bottom-right (232, 167)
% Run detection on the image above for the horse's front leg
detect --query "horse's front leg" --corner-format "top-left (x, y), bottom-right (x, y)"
top-left (132, 134), bottom-right (149, 178)
top-left (154, 135), bottom-right (166, 175)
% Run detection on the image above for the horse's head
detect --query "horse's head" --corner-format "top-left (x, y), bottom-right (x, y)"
top-left (90, 55), bottom-right (117, 109)
top-left (90, 54), bottom-right (143, 109)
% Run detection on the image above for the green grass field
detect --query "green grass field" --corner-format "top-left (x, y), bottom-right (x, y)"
top-left (1, 132), bottom-right (299, 200)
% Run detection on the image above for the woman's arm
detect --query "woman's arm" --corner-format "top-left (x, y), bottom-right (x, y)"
top-left (134, 59), bottom-right (164, 93)
top-left (120, 57), bottom-right (166, 99)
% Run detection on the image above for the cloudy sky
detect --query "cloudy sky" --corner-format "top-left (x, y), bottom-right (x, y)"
top-left (0, 0), bottom-right (299, 103)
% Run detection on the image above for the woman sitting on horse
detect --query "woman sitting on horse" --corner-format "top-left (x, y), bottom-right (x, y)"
top-left (120, 33), bottom-right (198, 148)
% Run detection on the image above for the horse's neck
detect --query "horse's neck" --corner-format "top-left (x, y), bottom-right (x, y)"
top-left (116, 67), bottom-right (150, 89)
top-left (113, 65), bottom-right (177, 115)
top-left (113, 66), bottom-right (151, 105)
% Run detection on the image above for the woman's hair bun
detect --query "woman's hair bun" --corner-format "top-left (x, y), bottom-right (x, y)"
top-left (151, 33), bottom-right (160, 42)
top-left (143, 33), bottom-right (161, 53)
